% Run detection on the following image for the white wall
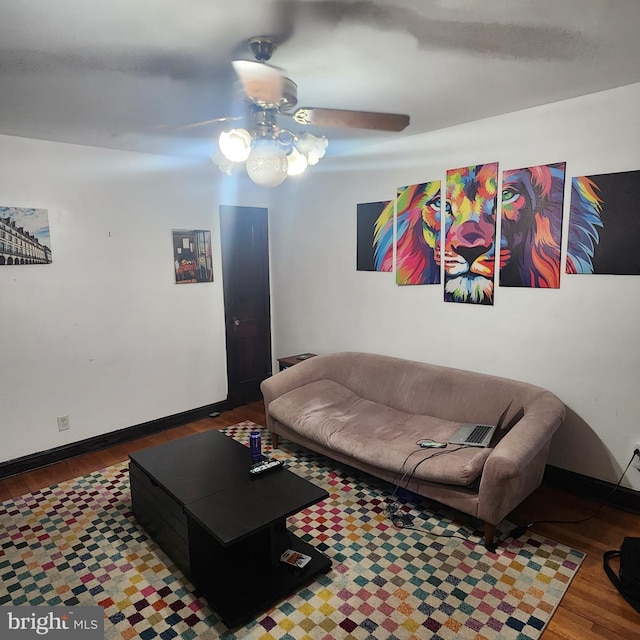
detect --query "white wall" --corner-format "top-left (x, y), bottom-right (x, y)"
top-left (0, 135), bottom-right (266, 463)
top-left (268, 82), bottom-right (640, 491)
top-left (3, 84), bottom-right (639, 491)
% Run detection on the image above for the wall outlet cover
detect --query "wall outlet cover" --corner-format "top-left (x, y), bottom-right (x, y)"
top-left (633, 442), bottom-right (640, 471)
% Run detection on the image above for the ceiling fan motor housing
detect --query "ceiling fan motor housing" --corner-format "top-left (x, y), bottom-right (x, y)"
top-left (252, 106), bottom-right (277, 128)
top-left (249, 37), bottom-right (277, 62)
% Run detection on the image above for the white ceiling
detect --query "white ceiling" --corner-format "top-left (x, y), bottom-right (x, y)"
top-left (1, 0), bottom-right (639, 160)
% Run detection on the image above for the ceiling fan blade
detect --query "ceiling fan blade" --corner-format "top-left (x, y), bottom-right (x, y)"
top-left (173, 116), bottom-right (245, 131)
top-left (292, 107), bottom-right (410, 132)
top-left (145, 115), bottom-right (244, 134)
top-left (232, 60), bottom-right (284, 107)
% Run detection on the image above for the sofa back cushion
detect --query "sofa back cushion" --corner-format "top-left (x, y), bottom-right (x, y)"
top-left (300, 352), bottom-right (550, 426)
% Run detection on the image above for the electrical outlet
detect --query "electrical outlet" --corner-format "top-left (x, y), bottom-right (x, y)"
top-left (633, 442), bottom-right (640, 471)
top-left (57, 415), bottom-right (70, 432)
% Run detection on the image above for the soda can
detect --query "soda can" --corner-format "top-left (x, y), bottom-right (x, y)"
top-left (249, 430), bottom-right (262, 462)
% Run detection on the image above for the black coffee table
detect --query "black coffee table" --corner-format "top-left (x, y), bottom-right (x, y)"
top-left (129, 429), bottom-right (331, 628)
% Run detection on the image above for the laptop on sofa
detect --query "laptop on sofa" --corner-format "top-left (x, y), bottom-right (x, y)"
top-left (448, 401), bottom-right (513, 448)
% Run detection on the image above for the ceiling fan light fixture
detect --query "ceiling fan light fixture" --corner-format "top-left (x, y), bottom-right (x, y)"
top-left (286, 146), bottom-right (308, 176)
top-left (245, 139), bottom-right (288, 188)
top-left (210, 36), bottom-right (408, 188)
top-left (218, 128), bottom-right (252, 163)
top-left (213, 126), bottom-right (327, 187)
top-left (296, 133), bottom-right (328, 166)
top-left (276, 129), bottom-right (295, 151)
top-left (210, 151), bottom-right (239, 176)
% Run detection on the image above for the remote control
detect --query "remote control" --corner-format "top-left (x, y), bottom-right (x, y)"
top-left (249, 459), bottom-right (284, 476)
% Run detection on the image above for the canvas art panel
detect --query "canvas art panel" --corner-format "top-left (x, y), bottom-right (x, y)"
top-left (391, 181), bottom-right (442, 286)
top-left (499, 162), bottom-right (566, 288)
top-left (0, 206), bottom-right (52, 265)
top-left (356, 201), bottom-right (392, 272)
top-left (567, 169), bottom-right (640, 275)
top-left (172, 229), bottom-right (213, 283)
top-left (444, 163), bottom-right (499, 305)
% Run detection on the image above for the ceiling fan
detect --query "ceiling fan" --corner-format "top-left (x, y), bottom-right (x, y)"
top-left (211, 36), bottom-right (410, 187)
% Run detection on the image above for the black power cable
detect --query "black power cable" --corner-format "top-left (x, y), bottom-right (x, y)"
top-left (385, 445), bottom-right (485, 544)
top-left (386, 445), bottom-right (471, 509)
top-left (387, 448), bottom-right (639, 548)
top-left (509, 450), bottom-right (638, 540)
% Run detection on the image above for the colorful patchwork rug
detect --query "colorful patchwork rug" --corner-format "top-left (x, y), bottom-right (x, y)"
top-left (0, 422), bottom-right (584, 639)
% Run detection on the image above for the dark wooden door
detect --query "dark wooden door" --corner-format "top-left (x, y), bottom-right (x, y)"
top-left (219, 205), bottom-right (272, 407)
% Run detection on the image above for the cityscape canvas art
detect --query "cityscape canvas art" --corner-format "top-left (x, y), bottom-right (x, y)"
top-left (0, 206), bottom-right (52, 265)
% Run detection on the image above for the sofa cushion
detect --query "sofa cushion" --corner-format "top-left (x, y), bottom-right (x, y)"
top-left (268, 379), bottom-right (492, 486)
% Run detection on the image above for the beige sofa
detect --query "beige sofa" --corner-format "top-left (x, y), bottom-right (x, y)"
top-left (260, 352), bottom-right (565, 548)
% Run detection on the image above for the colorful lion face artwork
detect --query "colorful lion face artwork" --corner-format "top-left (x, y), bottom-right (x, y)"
top-left (357, 200), bottom-right (392, 272)
top-left (499, 162), bottom-right (566, 288)
top-left (443, 164), bottom-right (499, 305)
top-left (566, 177), bottom-right (603, 274)
top-left (396, 182), bottom-right (441, 285)
top-left (373, 182), bottom-right (441, 284)
top-left (372, 200), bottom-right (394, 272)
top-left (375, 181), bottom-right (440, 285)
top-left (567, 170), bottom-right (640, 275)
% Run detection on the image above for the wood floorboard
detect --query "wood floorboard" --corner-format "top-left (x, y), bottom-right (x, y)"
top-left (0, 399), bottom-right (638, 638)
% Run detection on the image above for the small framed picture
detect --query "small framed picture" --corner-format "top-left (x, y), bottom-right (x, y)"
top-left (172, 229), bottom-right (213, 284)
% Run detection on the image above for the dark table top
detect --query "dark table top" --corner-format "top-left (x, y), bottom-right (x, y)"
top-left (129, 429), bottom-right (328, 547)
top-left (277, 353), bottom-right (317, 367)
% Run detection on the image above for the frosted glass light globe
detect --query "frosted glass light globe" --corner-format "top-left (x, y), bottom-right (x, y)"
top-left (245, 141), bottom-right (288, 188)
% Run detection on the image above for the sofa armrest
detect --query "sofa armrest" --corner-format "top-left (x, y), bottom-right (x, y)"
top-left (477, 397), bottom-right (565, 525)
top-left (260, 357), bottom-right (329, 431)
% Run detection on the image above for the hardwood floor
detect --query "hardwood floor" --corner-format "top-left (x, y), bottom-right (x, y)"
top-left (1, 400), bottom-right (638, 638)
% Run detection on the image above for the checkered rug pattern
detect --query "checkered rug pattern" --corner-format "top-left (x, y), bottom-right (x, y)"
top-left (0, 421), bottom-right (584, 639)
